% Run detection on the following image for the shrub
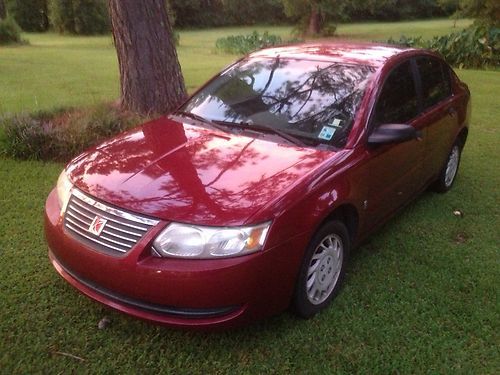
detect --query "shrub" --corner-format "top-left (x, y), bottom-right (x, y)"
top-left (386, 25), bottom-right (499, 69)
top-left (1, 104), bottom-right (142, 161)
top-left (6, 0), bottom-right (49, 32)
top-left (215, 31), bottom-right (301, 55)
top-left (0, 16), bottom-right (22, 45)
top-left (428, 25), bottom-right (499, 68)
top-left (48, 0), bottom-right (109, 35)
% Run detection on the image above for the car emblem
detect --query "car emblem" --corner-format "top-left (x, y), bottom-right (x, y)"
top-left (88, 216), bottom-right (107, 236)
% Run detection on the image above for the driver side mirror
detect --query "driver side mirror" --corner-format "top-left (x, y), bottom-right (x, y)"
top-left (368, 124), bottom-right (420, 146)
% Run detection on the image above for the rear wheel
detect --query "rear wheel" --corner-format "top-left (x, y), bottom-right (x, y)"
top-left (292, 221), bottom-right (349, 318)
top-left (433, 143), bottom-right (462, 193)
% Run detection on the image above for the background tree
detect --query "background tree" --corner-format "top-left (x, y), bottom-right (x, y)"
top-left (49, 0), bottom-right (109, 34)
top-left (109, 0), bottom-right (186, 115)
top-left (282, 0), bottom-right (335, 36)
top-left (221, 0), bottom-right (287, 25)
top-left (167, 0), bottom-right (224, 28)
top-left (0, 0), bottom-right (6, 19)
top-left (6, 0), bottom-right (49, 31)
top-left (459, 0), bottom-right (499, 26)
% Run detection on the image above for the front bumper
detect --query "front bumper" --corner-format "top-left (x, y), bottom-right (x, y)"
top-left (45, 188), bottom-right (308, 329)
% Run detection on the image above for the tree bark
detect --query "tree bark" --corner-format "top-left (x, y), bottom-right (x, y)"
top-left (307, 2), bottom-right (321, 36)
top-left (108, 0), bottom-right (187, 115)
top-left (0, 0), bottom-right (7, 20)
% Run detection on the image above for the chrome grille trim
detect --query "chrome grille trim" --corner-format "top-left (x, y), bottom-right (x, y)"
top-left (64, 189), bottom-right (159, 255)
top-left (66, 221), bottom-right (129, 253)
top-left (73, 189), bottom-right (158, 226)
top-left (71, 198), bottom-right (150, 231)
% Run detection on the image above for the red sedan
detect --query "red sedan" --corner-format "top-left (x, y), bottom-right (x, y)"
top-left (45, 42), bottom-right (470, 328)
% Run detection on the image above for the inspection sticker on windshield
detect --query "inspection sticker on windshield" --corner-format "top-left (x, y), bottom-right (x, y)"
top-left (318, 126), bottom-right (336, 141)
top-left (329, 118), bottom-right (343, 128)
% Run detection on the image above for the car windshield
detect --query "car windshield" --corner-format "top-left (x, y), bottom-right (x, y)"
top-left (181, 57), bottom-right (375, 148)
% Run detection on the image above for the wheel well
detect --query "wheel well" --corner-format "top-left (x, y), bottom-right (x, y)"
top-left (322, 204), bottom-right (359, 244)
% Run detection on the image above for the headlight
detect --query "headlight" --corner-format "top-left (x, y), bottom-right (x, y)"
top-left (152, 222), bottom-right (271, 259)
top-left (56, 170), bottom-right (73, 215)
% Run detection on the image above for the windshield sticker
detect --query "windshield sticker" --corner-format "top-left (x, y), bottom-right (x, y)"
top-left (318, 126), bottom-right (336, 141)
top-left (329, 118), bottom-right (343, 128)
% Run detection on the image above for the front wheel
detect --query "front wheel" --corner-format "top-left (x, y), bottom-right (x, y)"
top-left (433, 143), bottom-right (462, 193)
top-left (292, 221), bottom-right (349, 318)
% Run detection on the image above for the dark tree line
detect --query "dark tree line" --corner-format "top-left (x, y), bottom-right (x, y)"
top-left (5, 0), bottom-right (485, 35)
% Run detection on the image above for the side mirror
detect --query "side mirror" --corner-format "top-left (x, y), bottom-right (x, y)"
top-left (368, 124), bottom-right (419, 145)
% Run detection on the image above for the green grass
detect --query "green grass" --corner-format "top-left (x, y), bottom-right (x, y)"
top-left (0, 19), bottom-right (499, 373)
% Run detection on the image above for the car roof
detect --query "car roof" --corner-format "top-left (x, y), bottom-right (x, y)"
top-left (249, 41), bottom-right (413, 68)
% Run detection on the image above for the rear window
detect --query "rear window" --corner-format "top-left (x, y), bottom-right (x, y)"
top-left (417, 57), bottom-right (452, 110)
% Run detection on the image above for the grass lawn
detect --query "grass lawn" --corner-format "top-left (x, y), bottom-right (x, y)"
top-left (1, 18), bottom-right (498, 373)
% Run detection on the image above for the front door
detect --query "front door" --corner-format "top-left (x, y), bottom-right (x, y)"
top-left (364, 59), bottom-right (426, 227)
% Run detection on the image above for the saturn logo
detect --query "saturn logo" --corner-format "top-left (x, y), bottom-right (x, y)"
top-left (88, 216), bottom-right (107, 236)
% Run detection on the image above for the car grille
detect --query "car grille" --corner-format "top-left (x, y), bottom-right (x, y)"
top-left (63, 189), bottom-right (159, 255)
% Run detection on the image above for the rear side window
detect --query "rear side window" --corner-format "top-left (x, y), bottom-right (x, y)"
top-left (373, 60), bottom-right (418, 126)
top-left (417, 57), bottom-right (451, 110)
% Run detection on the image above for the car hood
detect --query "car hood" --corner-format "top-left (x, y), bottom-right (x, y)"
top-left (67, 116), bottom-right (334, 226)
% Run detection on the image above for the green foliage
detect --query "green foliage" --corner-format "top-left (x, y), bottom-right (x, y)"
top-left (215, 31), bottom-right (300, 55)
top-left (428, 25), bottom-right (499, 68)
top-left (48, 0), bottom-right (109, 35)
top-left (387, 25), bottom-right (499, 69)
top-left (167, 0), bottom-right (226, 28)
top-left (283, 0), bottom-right (452, 35)
top-left (0, 16), bottom-right (22, 44)
top-left (1, 104), bottom-right (141, 161)
top-left (221, 0), bottom-right (288, 25)
top-left (6, 0), bottom-right (49, 31)
top-left (459, 0), bottom-right (499, 27)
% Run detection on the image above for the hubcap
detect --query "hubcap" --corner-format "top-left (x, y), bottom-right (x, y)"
top-left (306, 234), bottom-right (343, 305)
top-left (445, 146), bottom-right (459, 187)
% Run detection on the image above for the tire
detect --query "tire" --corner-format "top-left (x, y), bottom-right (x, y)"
top-left (433, 142), bottom-right (462, 193)
top-left (292, 220), bottom-right (349, 318)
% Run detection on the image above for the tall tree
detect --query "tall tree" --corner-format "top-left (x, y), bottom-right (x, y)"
top-left (282, 0), bottom-right (343, 36)
top-left (0, 0), bottom-right (6, 20)
top-left (108, 0), bottom-right (186, 115)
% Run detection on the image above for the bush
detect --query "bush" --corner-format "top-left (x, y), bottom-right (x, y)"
top-left (0, 104), bottom-right (142, 161)
top-left (386, 25), bottom-right (499, 69)
top-left (6, 0), bottom-right (49, 32)
top-left (216, 31), bottom-right (301, 55)
top-left (48, 0), bottom-right (109, 35)
top-left (0, 16), bottom-right (22, 45)
top-left (428, 25), bottom-right (499, 68)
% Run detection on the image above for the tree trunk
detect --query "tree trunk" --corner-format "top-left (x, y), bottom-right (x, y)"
top-left (0, 0), bottom-right (7, 20)
top-left (307, 3), bottom-right (321, 36)
top-left (108, 0), bottom-right (187, 115)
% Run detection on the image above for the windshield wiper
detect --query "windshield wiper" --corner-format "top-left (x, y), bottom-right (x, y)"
top-left (174, 111), bottom-right (230, 133)
top-left (214, 120), bottom-right (306, 147)
top-left (249, 123), bottom-right (307, 147)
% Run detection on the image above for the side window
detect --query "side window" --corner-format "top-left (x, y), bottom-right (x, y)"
top-left (373, 60), bottom-right (418, 126)
top-left (417, 57), bottom-right (452, 110)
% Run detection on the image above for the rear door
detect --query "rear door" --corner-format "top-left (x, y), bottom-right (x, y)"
top-left (414, 56), bottom-right (458, 182)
